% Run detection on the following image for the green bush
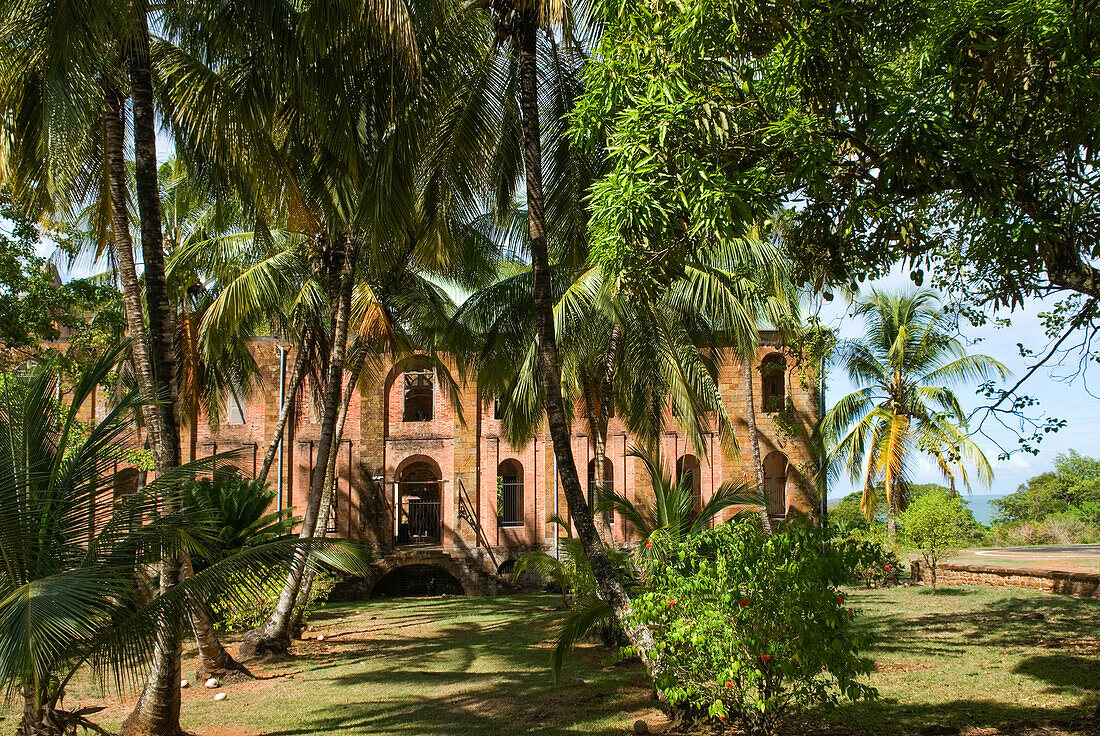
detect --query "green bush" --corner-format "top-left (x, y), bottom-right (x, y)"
top-left (626, 522), bottom-right (876, 736)
top-left (836, 529), bottom-right (902, 588)
top-left (212, 571), bottom-right (335, 634)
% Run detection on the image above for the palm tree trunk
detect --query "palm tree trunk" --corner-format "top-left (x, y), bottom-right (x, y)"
top-left (241, 237), bottom-right (359, 658)
top-left (129, 8), bottom-right (181, 472)
top-left (514, 13), bottom-right (663, 676)
top-left (120, 565), bottom-right (184, 736)
top-left (120, 13), bottom-right (186, 735)
top-left (257, 327), bottom-right (312, 484)
top-left (103, 85), bottom-right (159, 450)
top-left (743, 358), bottom-right (772, 533)
top-left (290, 350), bottom-right (364, 635)
top-left (182, 558), bottom-right (252, 682)
top-left (594, 325), bottom-right (621, 541)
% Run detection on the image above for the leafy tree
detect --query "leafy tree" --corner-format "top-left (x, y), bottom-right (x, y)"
top-left (993, 450), bottom-right (1100, 524)
top-left (818, 290), bottom-right (1006, 537)
top-left (900, 491), bottom-right (975, 591)
top-left (0, 191), bottom-right (125, 373)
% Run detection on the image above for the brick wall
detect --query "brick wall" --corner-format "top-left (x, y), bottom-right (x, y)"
top-left (143, 336), bottom-right (821, 564)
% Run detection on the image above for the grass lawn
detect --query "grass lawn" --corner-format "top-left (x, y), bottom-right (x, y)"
top-left (816, 585), bottom-right (1100, 733)
top-left (4, 586), bottom-right (1099, 736)
top-left (6, 595), bottom-right (658, 736)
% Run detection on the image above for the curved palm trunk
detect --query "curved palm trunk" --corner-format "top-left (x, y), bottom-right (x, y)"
top-left (182, 558), bottom-right (252, 682)
top-left (290, 350), bottom-right (365, 636)
top-left (241, 238), bottom-right (359, 658)
top-left (121, 13), bottom-right (186, 736)
top-left (257, 327), bottom-right (312, 484)
top-left (513, 13), bottom-right (663, 676)
top-left (743, 358), bottom-right (772, 533)
top-left (103, 86), bottom-right (159, 450)
top-left (120, 565), bottom-right (184, 736)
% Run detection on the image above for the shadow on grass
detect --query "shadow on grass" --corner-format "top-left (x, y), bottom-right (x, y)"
top-left (914, 587), bottom-right (975, 596)
top-left (854, 588), bottom-right (1100, 659)
top-left (812, 697), bottom-right (1098, 734)
top-left (1015, 655), bottom-right (1100, 693)
top-left (244, 594), bottom-right (651, 736)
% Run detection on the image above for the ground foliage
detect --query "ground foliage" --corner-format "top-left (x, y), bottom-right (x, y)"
top-left (624, 521), bottom-right (879, 736)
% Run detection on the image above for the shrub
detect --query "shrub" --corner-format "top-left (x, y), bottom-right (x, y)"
top-left (835, 528), bottom-right (902, 587)
top-left (899, 491), bottom-right (972, 590)
top-left (213, 571), bottom-right (335, 634)
top-left (626, 522), bottom-right (876, 736)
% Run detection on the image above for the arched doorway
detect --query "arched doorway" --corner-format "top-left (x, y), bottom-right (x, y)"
top-left (676, 455), bottom-right (702, 513)
top-left (397, 460), bottom-right (442, 545)
top-left (763, 451), bottom-right (789, 516)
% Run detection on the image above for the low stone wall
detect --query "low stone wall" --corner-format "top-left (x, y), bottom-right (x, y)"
top-left (910, 559), bottom-right (1100, 598)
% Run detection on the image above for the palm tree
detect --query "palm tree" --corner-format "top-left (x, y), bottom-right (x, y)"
top-left (0, 349), bottom-right (369, 736)
top-left (596, 447), bottom-right (761, 552)
top-left (817, 289), bottom-right (1008, 538)
top-left (156, 0), bottom-right (501, 657)
top-left (181, 476), bottom-right (296, 681)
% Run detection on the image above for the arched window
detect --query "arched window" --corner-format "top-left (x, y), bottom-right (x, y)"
top-left (587, 457), bottom-right (615, 525)
top-left (403, 368), bottom-right (434, 422)
top-left (497, 459), bottom-right (524, 527)
top-left (763, 451), bottom-right (789, 516)
top-left (677, 455), bottom-right (702, 514)
top-left (760, 353), bottom-right (787, 412)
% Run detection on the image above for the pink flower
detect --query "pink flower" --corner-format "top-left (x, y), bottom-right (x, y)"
top-left (645, 541), bottom-right (653, 549)
top-left (668, 599), bottom-right (677, 607)
top-left (761, 654), bottom-right (771, 662)
top-left (725, 681), bottom-right (733, 688)
top-left (884, 563), bottom-right (892, 572)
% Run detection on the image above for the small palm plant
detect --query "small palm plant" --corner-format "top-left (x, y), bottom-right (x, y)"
top-left (181, 476), bottom-right (298, 681)
top-left (0, 349), bottom-right (369, 736)
top-left (514, 447), bottom-right (760, 683)
top-left (817, 289), bottom-right (1009, 537)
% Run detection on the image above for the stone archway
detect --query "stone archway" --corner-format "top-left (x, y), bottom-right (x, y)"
top-left (365, 550), bottom-right (489, 597)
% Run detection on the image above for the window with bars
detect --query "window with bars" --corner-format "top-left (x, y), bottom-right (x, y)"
top-left (403, 369), bottom-right (434, 422)
top-left (587, 457), bottom-right (615, 525)
top-left (498, 460), bottom-right (524, 527)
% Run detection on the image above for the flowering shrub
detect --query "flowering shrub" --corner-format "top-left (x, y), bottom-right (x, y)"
top-left (626, 521), bottom-right (876, 736)
top-left (835, 529), bottom-right (902, 588)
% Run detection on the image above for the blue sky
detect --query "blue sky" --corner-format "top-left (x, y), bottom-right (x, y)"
top-left (819, 268), bottom-right (1100, 500)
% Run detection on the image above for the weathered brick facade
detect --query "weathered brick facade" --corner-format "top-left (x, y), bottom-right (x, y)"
top-left (168, 333), bottom-right (820, 593)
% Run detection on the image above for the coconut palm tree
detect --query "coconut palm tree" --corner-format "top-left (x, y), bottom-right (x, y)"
top-left (155, 0), bottom-right (503, 657)
top-left (817, 289), bottom-right (1009, 538)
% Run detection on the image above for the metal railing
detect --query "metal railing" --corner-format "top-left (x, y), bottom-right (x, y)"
top-left (399, 500), bottom-right (441, 545)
